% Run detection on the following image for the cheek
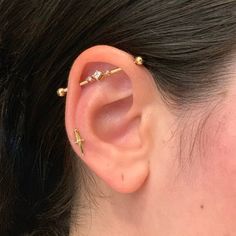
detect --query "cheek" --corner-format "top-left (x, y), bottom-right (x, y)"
top-left (201, 108), bottom-right (236, 193)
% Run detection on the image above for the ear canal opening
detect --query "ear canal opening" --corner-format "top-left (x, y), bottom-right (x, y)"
top-left (93, 95), bottom-right (142, 148)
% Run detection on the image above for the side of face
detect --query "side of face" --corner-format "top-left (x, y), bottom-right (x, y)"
top-left (148, 91), bottom-right (236, 236)
top-left (65, 45), bottom-right (236, 236)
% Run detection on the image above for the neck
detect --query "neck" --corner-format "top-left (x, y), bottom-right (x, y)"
top-left (69, 159), bottom-right (236, 236)
top-left (70, 193), bottom-right (145, 235)
top-left (69, 171), bottom-right (172, 236)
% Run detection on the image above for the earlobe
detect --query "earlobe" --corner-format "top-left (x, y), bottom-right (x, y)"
top-left (64, 45), bottom-right (156, 193)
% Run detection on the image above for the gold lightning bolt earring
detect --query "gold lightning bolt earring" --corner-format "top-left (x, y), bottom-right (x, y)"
top-left (74, 129), bottom-right (85, 156)
top-left (57, 56), bottom-right (143, 97)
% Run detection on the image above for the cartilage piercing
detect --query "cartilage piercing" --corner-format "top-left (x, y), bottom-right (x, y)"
top-left (57, 56), bottom-right (143, 97)
top-left (79, 67), bottom-right (123, 87)
top-left (74, 129), bottom-right (85, 156)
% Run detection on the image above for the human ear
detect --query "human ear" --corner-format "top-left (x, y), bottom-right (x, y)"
top-left (65, 45), bottom-right (157, 193)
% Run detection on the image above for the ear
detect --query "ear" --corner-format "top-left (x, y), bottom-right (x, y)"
top-left (65, 45), bottom-right (157, 193)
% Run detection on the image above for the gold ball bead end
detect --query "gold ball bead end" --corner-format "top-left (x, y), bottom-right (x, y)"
top-left (134, 56), bottom-right (143, 65)
top-left (57, 88), bottom-right (67, 97)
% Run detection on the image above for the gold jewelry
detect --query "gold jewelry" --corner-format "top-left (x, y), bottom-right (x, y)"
top-left (79, 67), bottom-right (122, 87)
top-left (134, 56), bottom-right (143, 65)
top-left (57, 88), bottom-right (68, 97)
top-left (57, 56), bottom-right (143, 97)
top-left (74, 129), bottom-right (85, 156)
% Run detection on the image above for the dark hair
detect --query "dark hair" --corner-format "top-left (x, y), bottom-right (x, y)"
top-left (1, 0), bottom-right (236, 235)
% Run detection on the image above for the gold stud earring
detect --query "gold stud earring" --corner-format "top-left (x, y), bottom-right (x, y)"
top-left (74, 129), bottom-right (85, 156)
top-left (57, 56), bottom-right (144, 97)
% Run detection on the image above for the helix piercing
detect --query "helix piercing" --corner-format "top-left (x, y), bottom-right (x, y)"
top-left (57, 88), bottom-right (68, 97)
top-left (57, 56), bottom-right (144, 97)
top-left (134, 56), bottom-right (143, 66)
top-left (79, 67), bottom-right (122, 87)
top-left (74, 129), bottom-right (85, 156)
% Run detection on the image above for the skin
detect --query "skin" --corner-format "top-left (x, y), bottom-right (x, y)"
top-left (65, 45), bottom-right (236, 236)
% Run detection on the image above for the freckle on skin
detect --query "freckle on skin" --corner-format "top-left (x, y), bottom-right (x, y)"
top-left (121, 174), bottom-right (124, 182)
top-left (200, 204), bottom-right (204, 210)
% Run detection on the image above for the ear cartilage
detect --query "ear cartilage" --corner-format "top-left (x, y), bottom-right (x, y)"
top-left (57, 56), bottom-right (143, 96)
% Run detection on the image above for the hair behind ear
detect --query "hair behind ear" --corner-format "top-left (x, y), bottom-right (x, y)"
top-left (0, 9), bottom-right (76, 236)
